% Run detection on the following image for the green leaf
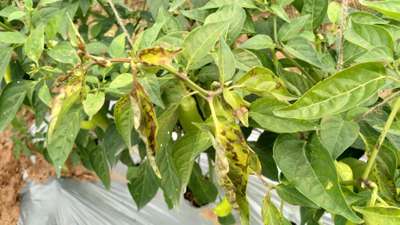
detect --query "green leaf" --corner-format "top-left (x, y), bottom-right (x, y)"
top-left (181, 22), bottom-right (227, 70)
top-left (276, 184), bottom-right (319, 208)
top-left (319, 116), bottom-right (359, 159)
top-left (108, 33), bottom-right (126, 58)
top-left (278, 15), bottom-right (310, 42)
top-left (273, 134), bottom-right (362, 223)
top-left (0, 32), bottom-right (26, 44)
top-left (83, 92), bottom-right (105, 119)
top-left (47, 42), bottom-right (80, 64)
top-left (250, 96), bottom-right (317, 133)
top-left (262, 194), bottom-right (292, 225)
top-left (103, 125), bottom-right (126, 166)
top-left (236, 67), bottom-right (292, 101)
top-left (38, 82), bottom-right (52, 107)
top-left (87, 144), bottom-right (111, 189)
top-left (327, 1), bottom-right (341, 24)
top-left (271, 4), bottom-right (290, 22)
top-left (188, 163), bottom-right (218, 206)
top-left (47, 103), bottom-right (81, 175)
top-left (107, 73), bottom-right (133, 96)
top-left (128, 161), bottom-right (159, 209)
top-left (205, 5), bottom-right (246, 43)
top-left (354, 206), bottom-right (400, 225)
top-left (232, 48), bottom-right (262, 71)
top-left (223, 89), bottom-right (249, 126)
top-left (284, 37), bottom-right (334, 72)
top-left (213, 37), bottom-right (236, 83)
top-left (239, 34), bottom-right (275, 50)
top-left (139, 74), bottom-right (165, 108)
top-left (274, 62), bottom-right (386, 120)
top-left (0, 81), bottom-right (28, 131)
top-left (301, 0), bottom-right (328, 29)
top-left (0, 47), bottom-right (12, 82)
top-left (114, 96), bottom-right (133, 149)
top-left (360, 0), bottom-right (400, 21)
top-left (172, 130), bottom-right (212, 196)
top-left (24, 25), bottom-right (45, 64)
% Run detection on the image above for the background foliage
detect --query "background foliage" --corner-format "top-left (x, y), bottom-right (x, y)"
top-left (1, 0), bottom-right (400, 224)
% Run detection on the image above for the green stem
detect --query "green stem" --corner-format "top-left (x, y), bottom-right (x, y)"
top-left (0, 21), bottom-right (14, 31)
top-left (362, 97), bottom-right (400, 180)
top-left (165, 65), bottom-right (209, 98)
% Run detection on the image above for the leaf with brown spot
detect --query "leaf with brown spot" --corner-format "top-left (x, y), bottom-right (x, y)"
top-left (130, 78), bottom-right (160, 177)
top-left (138, 47), bottom-right (180, 70)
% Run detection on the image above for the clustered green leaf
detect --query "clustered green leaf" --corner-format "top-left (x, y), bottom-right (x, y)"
top-left (1, 0), bottom-right (400, 224)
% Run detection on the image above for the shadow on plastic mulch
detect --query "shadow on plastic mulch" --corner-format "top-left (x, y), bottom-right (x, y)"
top-left (17, 165), bottom-right (332, 225)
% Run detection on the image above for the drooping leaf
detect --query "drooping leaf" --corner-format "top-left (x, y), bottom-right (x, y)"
top-left (87, 143), bottom-right (111, 189)
top-left (130, 76), bottom-right (160, 177)
top-left (273, 134), bottom-right (362, 223)
top-left (47, 74), bottom-right (83, 175)
top-left (38, 82), bottom-right (52, 107)
top-left (274, 62), bottom-right (386, 120)
top-left (276, 183), bottom-right (319, 208)
top-left (127, 161), bottom-right (159, 209)
top-left (223, 89), bottom-right (249, 126)
top-left (0, 81), bottom-right (29, 131)
top-left (319, 116), bottom-right (360, 159)
top-left (188, 163), bottom-right (218, 206)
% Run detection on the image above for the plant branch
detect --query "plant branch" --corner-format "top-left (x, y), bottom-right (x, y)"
top-left (106, 0), bottom-right (134, 48)
top-left (337, 0), bottom-right (348, 70)
top-left (362, 97), bottom-right (400, 180)
top-left (164, 66), bottom-right (209, 98)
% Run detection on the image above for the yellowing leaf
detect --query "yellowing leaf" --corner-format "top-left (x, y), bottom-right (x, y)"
top-left (130, 77), bottom-right (160, 177)
top-left (138, 47), bottom-right (180, 69)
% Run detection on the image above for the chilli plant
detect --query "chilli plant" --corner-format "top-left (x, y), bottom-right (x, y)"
top-left (1, 0), bottom-right (400, 224)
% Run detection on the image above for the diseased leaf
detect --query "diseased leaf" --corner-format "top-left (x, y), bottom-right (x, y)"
top-left (273, 134), bottom-right (362, 223)
top-left (0, 81), bottom-right (28, 131)
top-left (47, 74), bottom-right (83, 175)
top-left (319, 116), bottom-right (359, 159)
top-left (223, 89), bottom-right (249, 126)
top-left (130, 76), bottom-right (160, 177)
top-left (274, 62), bottom-right (386, 120)
top-left (138, 47), bottom-right (180, 69)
